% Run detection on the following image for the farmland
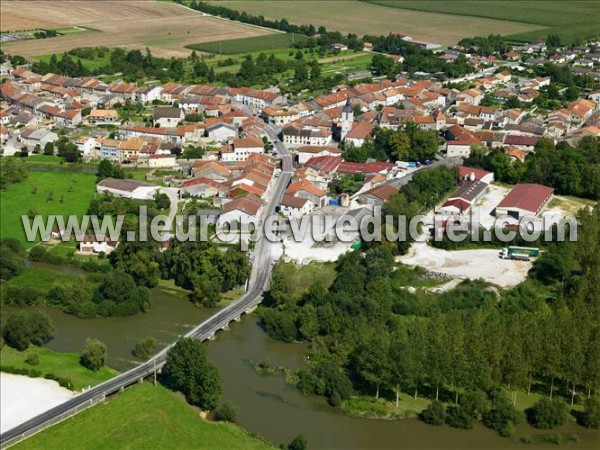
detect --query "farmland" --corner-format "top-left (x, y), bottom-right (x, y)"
top-left (1, 0), bottom-right (276, 58)
top-left (208, 1), bottom-right (543, 46)
top-left (367, 0), bottom-right (600, 44)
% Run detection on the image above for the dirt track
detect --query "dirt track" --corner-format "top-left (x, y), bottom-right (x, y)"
top-left (1, 0), bottom-right (275, 57)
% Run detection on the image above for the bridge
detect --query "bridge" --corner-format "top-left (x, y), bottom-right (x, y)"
top-left (0, 125), bottom-right (292, 449)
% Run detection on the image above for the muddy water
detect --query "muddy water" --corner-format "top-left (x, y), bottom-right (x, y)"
top-left (2, 263), bottom-right (598, 449)
top-left (2, 267), bottom-right (212, 371)
top-left (207, 317), bottom-right (600, 450)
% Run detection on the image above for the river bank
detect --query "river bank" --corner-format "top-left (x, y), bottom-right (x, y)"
top-left (0, 373), bottom-right (75, 434)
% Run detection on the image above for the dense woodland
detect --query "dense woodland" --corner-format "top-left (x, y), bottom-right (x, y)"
top-left (465, 136), bottom-right (600, 200)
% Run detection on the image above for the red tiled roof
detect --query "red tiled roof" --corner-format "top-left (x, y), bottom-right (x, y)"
top-left (503, 135), bottom-right (540, 147)
top-left (458, 166), bottom-right (492, 181)
top-left (304, 155), bottom-right (343, 172)
top-left (360, 184), bottom-right (399, 201)
top-left (497, 183), bottom-right (554, 213)
top-left (221, 194), bottom-right (262, 216)
top-left (337, 161), bottom-right (394, 175)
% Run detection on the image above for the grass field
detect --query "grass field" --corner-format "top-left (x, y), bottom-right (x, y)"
top-left (2, 266), bottom-right (78, 291)
top-left (209, 1), bottom-right (543, 46)
top-left (14, 383), bottom-right (274, 450)
top-left (187, 32), bottom-right (307, 54)
top-left (1, 0), bottom-right (276, 58)
top-left (272, 262), bottom-right (337, 300)
top-left (1, 345), bottom-right (117, 391)
top-left (367, 0), bottom-right (600, 44)
top-left (0, 169), bottom-right (97, 248)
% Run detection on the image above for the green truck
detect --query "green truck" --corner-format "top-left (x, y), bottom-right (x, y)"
top-left (499, 246), bottom-right (540, 260)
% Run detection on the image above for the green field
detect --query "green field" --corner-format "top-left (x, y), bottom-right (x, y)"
top-left (0, 168), bottom-right (97, 248)
top-left (208, 1), bottom-right (544, 46)
top-left (1, 345), bottom-right (117, 391)
top-left (366, 0), bottom-right (600, 44)
top-left (187, 32), bottom-right (307, 54)
top-left (14, 383), bottom-right (274, 450)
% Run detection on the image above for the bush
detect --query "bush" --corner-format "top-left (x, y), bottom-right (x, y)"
top-left (28, 245), bottom-right (47, 262)
top-left (80, 338), bottom-right (107, 371)
top-left (580, 398), bottom-right (600, 429)
top-left (2, 286), bottom-right (45, 306)
top-left (421, 400), bottom-right (446, 425)
top-left (527, 397), bottom-right (570, 429)
top-left (132, 336), bottom-right (157, 359)
top-left (483, 392), bottom-right (522, 437)
top-left (214, 401), bottom-right (238, 422)
top-left (25, 353), bottom-right (40, 366)
top-left (446, 405), bottom-right (476, 429)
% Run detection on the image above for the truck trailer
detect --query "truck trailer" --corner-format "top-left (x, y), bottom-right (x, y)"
top-left (499, 246), bottom-right (540, 260)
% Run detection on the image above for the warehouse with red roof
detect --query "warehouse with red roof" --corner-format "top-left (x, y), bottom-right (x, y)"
top-left (495, 183), bottom-right (554, 219)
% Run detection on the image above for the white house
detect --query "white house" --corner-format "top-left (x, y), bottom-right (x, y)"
top-left (152, 107), bottom-right (184, 128)
top-left (280, 195), bottom-right (315, 219)
top-left (206, 122), bottom-right (238, 143)
top-left (220, 137), bottom-right (264, 163)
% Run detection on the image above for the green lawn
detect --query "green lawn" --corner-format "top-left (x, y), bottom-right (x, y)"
top-left (187, 32), bottom-right (306, 54)
top-left (1, 345), bottom-right (117, 391)
top-left (15, 383), bottom-right (274, 450)
top-left (0, 169), bottom-right (97, 248)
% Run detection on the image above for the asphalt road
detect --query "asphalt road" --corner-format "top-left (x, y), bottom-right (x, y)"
top-left (0, 129), bottom-right (293, 448)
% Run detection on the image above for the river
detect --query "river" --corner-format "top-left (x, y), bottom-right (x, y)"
top-left (2, 265), bottom-right (598, 449)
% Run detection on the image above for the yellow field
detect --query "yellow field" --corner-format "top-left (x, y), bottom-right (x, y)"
top-left (210, 0), bottom-right (543, 46)
top-left (1, 0), bottom-right (275, 57)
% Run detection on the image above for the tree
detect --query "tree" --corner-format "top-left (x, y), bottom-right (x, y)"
top-left (2, 311), bottom-right (55, 351)
top-left (527, 397), bottom-right (570, 429)
top-left (43, 142), bottom-right (55, 155)
top-left (371, 54), bottom-right (395, 76)
top-left (132, 336), bottom-right (157, 359)
top-left (288, 434), bottom-right (308, 450)
top-left (154, 192), bottom-right (170, 211)
top-left (164, 338), bottom-right (223, 410)
top-left (214, 401), bottom-right (238, 422)
top-left (80, 338), bottom-right (107, 371)
top-left (97, 160), bottom-right (125, 180)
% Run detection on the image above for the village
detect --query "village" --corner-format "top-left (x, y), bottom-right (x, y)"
top-left (1, 37), bottom-right (599, 276)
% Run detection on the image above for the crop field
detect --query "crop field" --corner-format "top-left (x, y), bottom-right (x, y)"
top-left (367, 0), bottom-right (600, 44)
top-left (209, 1), bottom-right (544, 46)
top-left (1, 0), bottom-right (276, 58)
top-left (187, 32), bottom-right (307, 54)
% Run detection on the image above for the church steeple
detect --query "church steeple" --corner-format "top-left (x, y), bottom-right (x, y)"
top-left (341, 99), bottom-right (353, 140)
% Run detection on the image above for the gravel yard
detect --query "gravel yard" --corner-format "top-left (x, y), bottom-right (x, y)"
top-left (398, 241), bottom-right (531, 288)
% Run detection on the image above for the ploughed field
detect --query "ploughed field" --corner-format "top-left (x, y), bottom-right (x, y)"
top-left (207, 0), bottom-right (544, 46)
top-left (1, 0), bottom-right (275, 58)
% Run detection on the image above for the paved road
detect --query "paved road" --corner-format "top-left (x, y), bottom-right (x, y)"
top-left (0, 131), bottom-right (293, 448)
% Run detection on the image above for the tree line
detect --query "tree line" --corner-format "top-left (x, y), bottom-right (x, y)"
top-left (260, 202), bottom-right (600, 435)
top-left (465, 136), bottom-right (600, 199)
